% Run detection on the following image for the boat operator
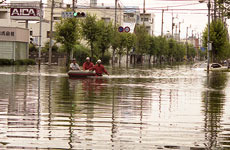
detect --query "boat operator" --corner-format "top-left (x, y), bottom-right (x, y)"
top-left (90, 59), bottom-right (109, 76)
top-left (70, 58), bottom-right (81, 70)
top-left (83, 57), bottom-right (94, 70)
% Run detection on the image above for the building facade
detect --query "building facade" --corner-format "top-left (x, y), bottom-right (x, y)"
top-left (140, 13), bottom-right (155, 36)
top-left (0, 27), bottom-right (29, 60)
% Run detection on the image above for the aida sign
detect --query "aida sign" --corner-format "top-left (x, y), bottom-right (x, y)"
top-left (10, 8), bottom-right (40, 20)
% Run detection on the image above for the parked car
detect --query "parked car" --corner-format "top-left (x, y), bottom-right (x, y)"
top-left (193, 62), bottom-right (229, 71)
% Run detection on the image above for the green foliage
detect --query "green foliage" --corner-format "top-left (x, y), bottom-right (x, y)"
top-left (95, 20), bottom-right (113, 58)
top-left (202, 19), bottom-right (229, 61)
top-left (174, 43), bottom-right (186, 61)
top-left (124, 33), bottom-right (136, 64)
top-left (155, 36), bottom-right (168, 59)
top-left (111, 28), bottom-right (121, 65)
top-left (187, 44), bottom-right (197, 59)
top-left (135, 25), bottom-right (150, 54)
top-left (0, 59), bottom-right (14, 65)
top-left (124, 33), bottom-right (136, 53)
top-left (73, 44), bottom-right (92, 65)
top-left (117, 32), bottom-right (126, 56)
top-left (42, 41), bottom-right (59, 52)
top-left (55, 14), bottom-right (80, 65)
top-left (167, 38), bottom-right (177, 60)
top-left (111, 28), bottom-right (120, 52)
top-left (29, 43), bottom-right (38, 52)
top-left (14, 59), bottom-right (36, 65)
top-left (101, 51), bottom-right (111, 65)
top-left (147, 35), bottom-right (157, 56)
top-left (81, 14), bottom-right (98, 58)
top-left (0, 59), bottom-right (36, 65)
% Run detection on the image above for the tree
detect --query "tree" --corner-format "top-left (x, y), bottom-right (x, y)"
top-left (174, 43), bottom-right (186, 61)
top-left (135, 25), bottom-right (150, 57)
top-left (81, 14), bottom-right (99, 60)
top-left (42, 41), bottom-right (58, 52)
top-left (124, 33), bottom-right (136, 65)
top-left (202, 19), bottom-right (229, 62)
top-left (156, 36), bottom-right (168, 63)
top-left (117, 32), bottom-right (126, 65)
top-left (187, 44), bottom-right (196, 60)
top-left (95, 20), bottom-right (113, 61)
top-left (111, 28), bottom-right (120, 66)
top-left (55, 16), bottom-right (79, 66)
top-left (146, 35), bottom-right (157, 64)
top-left (167, 38), bottom-right (177, 62)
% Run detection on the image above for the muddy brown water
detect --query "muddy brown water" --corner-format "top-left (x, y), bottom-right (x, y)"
top-left (0, 64), bottom-right (229, 150)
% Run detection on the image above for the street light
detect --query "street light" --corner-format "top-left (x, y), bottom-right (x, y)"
top-left (199, 0), bottom-right (211, 73)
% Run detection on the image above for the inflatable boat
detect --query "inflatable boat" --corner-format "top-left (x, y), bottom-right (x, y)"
top-left (68, 70), bottom-right (96, 78)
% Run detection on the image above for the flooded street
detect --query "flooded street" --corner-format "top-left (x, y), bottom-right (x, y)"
top-left (0, 64), bottom-right (230, 150)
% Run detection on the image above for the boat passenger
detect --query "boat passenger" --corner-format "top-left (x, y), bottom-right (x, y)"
top-left (70, 58), bottom-right (81, 70)
top-left (90, 59), bottom-right (109, 76)
top-left (83, 57), bottom-right (94, 70)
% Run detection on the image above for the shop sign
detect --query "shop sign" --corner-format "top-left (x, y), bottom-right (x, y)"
top-left (0, 31), bottom-right (15, 37)
top-left (10, 8), bottom-right (40, 20)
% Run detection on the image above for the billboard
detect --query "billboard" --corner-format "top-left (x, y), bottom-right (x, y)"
top-left (10, 8), bottom-right (40, 20)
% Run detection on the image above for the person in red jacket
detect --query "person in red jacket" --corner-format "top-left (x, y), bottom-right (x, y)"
top-left (90, 59), bottom-right (109, 76)
top-left (83, 57), bottom-right (94, 70)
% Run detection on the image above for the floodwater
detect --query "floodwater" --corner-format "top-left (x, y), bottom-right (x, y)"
top-left (0, 64), bottom-right (230, 150)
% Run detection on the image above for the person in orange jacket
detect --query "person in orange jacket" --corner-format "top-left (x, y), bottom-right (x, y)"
top-left (90, 59), bottom-right (109, 76)
top-left (83, 57), bottom-right (94, 70)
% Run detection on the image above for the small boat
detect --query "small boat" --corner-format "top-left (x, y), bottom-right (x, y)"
top-left (68, 70), bottom-right (96, 78)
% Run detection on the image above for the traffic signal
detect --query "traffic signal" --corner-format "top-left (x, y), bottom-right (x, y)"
top-left (73, 12), bottom-right (86, 17)
top-left (30, 37), bottom-right (34, 44)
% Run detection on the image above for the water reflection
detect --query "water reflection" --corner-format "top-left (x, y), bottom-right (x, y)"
top-left (0, 65), bottom-right (230, 149)
top-left (202, 72), bottom-right (228, 149)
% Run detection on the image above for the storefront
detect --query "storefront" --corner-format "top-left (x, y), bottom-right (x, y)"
top-left (0, 27), bottom-right (29, 60)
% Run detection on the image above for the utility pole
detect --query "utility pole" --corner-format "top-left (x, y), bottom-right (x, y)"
top-left (186, 26), bottom-right (188, 59)
top-left (143, 0), bottom-right (145, 25)
top-left (48, 0), bottom-right (54, 66)
top-left (161, 9), bottom-right (164, 36)
top-left (199, 0), bottom-right (211, 73)
top-left (38, 0), bottom-right (43, 70)
top-left (72, 0), bottom-right (75, 11)
top-left (207, 0), bottom-right (211, 73)
top-left (179, 22), bottom-right (181, 41)
top-left (115, 0), bottom-right (117, 27)
top-left (172, 13), bottom-right (174, 38)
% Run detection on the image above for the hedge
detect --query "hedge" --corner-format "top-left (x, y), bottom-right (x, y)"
top-left (0, 59), bottom-right (36, 65)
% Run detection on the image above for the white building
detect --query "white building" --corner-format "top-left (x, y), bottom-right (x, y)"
top-left (140, 13), bottom-right (155, 36)
top-left (0, 26), bottom-right (29, 60)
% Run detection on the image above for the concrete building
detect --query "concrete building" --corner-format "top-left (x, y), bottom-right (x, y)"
top-left (140, 13), bottom-right (155, 36)
top-left (0, 26), bottom-right (29, 60)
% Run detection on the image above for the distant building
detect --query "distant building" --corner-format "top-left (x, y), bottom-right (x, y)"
top-left (140, 13), bottom-right (155, 36)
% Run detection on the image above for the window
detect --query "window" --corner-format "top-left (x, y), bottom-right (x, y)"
top-left (141, 18), bottom-right (149, 22)
top-left (101, 17), bottom-right (111, 23)
top-left (47, 31), bottom-right (50, 38)
top-left (30, 31), bottom-right (33, 36)
top-left (47, 31), bottom-right (56, 38)
top-left (54, 17), bottom-right (61, 20)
